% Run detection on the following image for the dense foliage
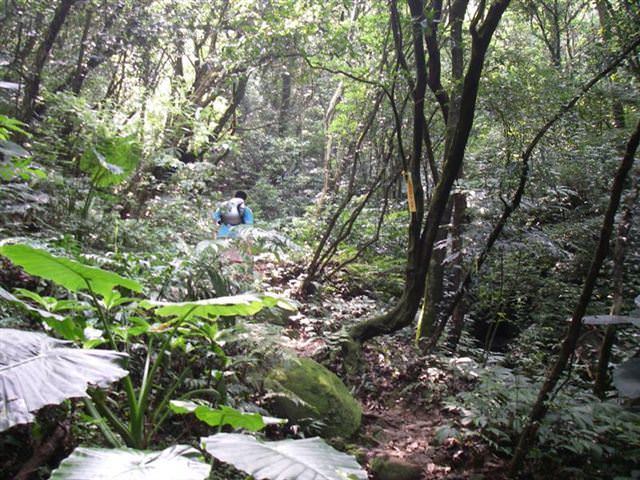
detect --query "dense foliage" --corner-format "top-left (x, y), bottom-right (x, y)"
top-left (1, 0), bottom-right (639, 478)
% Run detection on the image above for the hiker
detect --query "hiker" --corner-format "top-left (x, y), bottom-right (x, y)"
top-left (213, 190), bottom-right (254, 239)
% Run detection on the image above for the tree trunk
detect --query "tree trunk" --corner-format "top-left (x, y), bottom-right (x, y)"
top-left (419, 0), bottom-right (468, 345)
top-left (509, 118), bottom-right (640, 475)
top-left (278, 64), bottom-right (292, 136)
top-left (416, 204), bottom-right (451, 340)
top-left (20, 0), bottom-right (77, 122)
top-left (319, 82), bottom-right (344, 209)
top-left (446, 188), bottom-right (468, 350)
top-left (68, 6), bottom-right (93, 94)
top-left (596, 0), bottom-right (626, 129)
top-left (349, 0), bottom-right (511, 343)
top-left (593, 171), bottom-right (638, 398)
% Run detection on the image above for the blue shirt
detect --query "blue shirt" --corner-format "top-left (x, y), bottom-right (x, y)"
top-left (213, 205), bottom-right (254, 238)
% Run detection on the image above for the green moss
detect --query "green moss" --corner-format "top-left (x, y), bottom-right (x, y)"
top-left (265, 357), bottom-right (362, 437)
top-left (369, 456), bottom-right (422, 480)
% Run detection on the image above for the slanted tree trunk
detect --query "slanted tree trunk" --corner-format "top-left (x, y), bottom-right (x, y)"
top-left (65, 6), bottom-right (93, 95)
top-left (509, 118), bottom-right (640, 475)
top-left (417, 0), bottom-right (468, 343)
top-left (300, 91), bottom-right (386, 293)
top-left (20, 0), bottom-right (77, 122)
top-left (594, 172), bottom-right (638, 398)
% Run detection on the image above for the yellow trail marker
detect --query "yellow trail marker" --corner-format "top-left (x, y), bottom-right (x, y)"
top-left (404, 171), bottom-right (417, 213)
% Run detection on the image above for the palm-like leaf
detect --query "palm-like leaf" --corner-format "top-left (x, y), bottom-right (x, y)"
top-left (202, 433), bottom-right (367, 480)
top-left (0, 329), bottom-right (128, 431)
top-left (50, 445), bottom-right (210, 479)
top-left (0, 244), bottom-right (142, 299)
top-left (141, 294), bottom-right (295, 320)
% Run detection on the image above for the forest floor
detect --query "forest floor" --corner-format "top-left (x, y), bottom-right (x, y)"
top-left (259, 259), bottom-right (509, 479)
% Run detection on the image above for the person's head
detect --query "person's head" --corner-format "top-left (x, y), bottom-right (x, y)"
top-left (234, 190), bottom-right (247, 200)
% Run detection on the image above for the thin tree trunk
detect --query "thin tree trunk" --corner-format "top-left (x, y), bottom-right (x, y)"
top-left (278, 63), bottom-right (292, 137)
top-left (20, 0), bottom-right (77, 122)
top-left (416, 204), bottom-right (451, 339)
top-left (319, 82), bottom-right (344, 208)
top-left (594, 171), bottom-right (638, 398)
top-left (69, 6), bottom-right (93, 94)
top-left (509, 118), bottom-right (640, 475)
top-left (350, 0), bottom-right (511, 343)
top-left (447, 187), bottom-right (468, 350)
top-left (426, 35), bottom-right (640, 350)
top-left (596, 0), bottom-right (626, 128)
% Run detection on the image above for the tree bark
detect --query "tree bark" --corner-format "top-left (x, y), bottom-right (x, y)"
top-left (278, 64), bottom-right (292, 136)
top-left (350, 0), bottom-right (511, 343)
top-left (425, 34), bottom-right (640, 350)
top-left (417, 0), bottom-right (468, 343)
top-left (596, 0), bottom-right (626, 129)
top-left (593, 170), bottom-right (638, 398)
top-left (509, 118), bottom-right (640, 475)
top-left (446, 187), bottom-right (468, 350)
top-left (20, 0), bottom-right (77, 122)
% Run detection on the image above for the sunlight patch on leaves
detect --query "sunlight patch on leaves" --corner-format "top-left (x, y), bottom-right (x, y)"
top-left (141, 294), bottom-right (295, 320)
top-left (0, 244), bottom-right (143, 299)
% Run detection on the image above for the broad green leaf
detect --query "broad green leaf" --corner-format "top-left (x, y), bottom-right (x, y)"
top-left (80, 135), bottom-right (140, 188)
top-left (613, 358), bottom-right (640, 399)
top-left (0, 244), bottom-right (142, 299)
top-left (47, 317), bottom-right (86, 342)
top-left (0, 115), bottom-right (28, 138)
top-left (14, 288), bottom-right (58, 309)
top-left (582, 315), bottom-right (640, 327)
top-left (114, 317), bottom-right (151, 340)
top-left (170, 401), bottom-right (266, 431)
top-left (0, 139), bottom-right (30, 158)
top-left (141, 294), bottom-right (293, 320)
top-left (50, 445), bottom-right (210, 480)
top-left (0, 329), bottom-right (128, 431)
top-left (0, 82), bottom-right (21, 91)
top-left (0, 286), bottom-right (64, 321)
top-left (102, 289), bottom-right (136, 310)
top-left (202, 433), bottom-right (368, 480)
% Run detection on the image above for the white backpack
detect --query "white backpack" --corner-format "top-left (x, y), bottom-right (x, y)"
top-left (219, 197), bottom-right (245, 225)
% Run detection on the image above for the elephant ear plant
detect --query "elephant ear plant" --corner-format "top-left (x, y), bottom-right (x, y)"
top-left (0, 243), bottom-right (368, 480)
top-left (0, 243), bottom-right (295, 449)
top-left (0, 328), bottom-right (129, 432)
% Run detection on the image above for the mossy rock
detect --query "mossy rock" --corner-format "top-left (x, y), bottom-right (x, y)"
top-left (369, 456), bottom-right (422, 480)
top-left (264, 356), bottom-right (362, 438)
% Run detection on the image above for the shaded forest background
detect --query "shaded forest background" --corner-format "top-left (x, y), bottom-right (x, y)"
top-left (1, 0), bottom-right (640, 478)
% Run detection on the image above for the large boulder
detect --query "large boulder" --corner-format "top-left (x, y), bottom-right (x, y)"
top-left (264, 356), bottom-right (362, 438)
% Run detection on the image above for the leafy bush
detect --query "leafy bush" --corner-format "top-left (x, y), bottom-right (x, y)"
top-left (440, 362), bottom-right (640, 477)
